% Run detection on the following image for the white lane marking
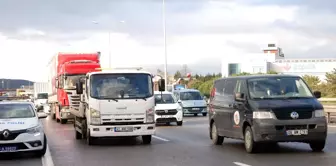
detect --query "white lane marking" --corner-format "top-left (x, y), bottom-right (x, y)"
top-left (153, 135), bottom-right (170, 142)
top-left (328, 125), bottom-right (336, 128)
top-left (41, 144), bottom-right (54, 166)
top-left (233, 162), bottom-right (251, 166)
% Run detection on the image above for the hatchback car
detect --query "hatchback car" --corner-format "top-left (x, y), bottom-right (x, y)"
top-left (0, 101), bottom-right (48, 156)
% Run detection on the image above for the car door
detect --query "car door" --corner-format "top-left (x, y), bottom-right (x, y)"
top-left (231, 79), bottom-right (249, 139)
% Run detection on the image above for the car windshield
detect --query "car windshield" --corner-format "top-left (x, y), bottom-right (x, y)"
top-left (37, 93), bottom-right (48, 99)
top-left (247, 77), bottom-right (314, 99)
top-left (155, 94), bottom-right (176, 104)
top-left (180, 91), bottom-right (202, 100)
top-left (90, 73), bottom-right (153, 99)
top-left (64, 75), bottom-right (85, 90)
top-left (0, 104), bottom-right (35, 119)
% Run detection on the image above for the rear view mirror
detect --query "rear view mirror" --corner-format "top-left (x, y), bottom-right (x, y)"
top-left (158, 79), bottom-right (165, 91)
top-left (313, 91), bottom-right (321, 98)
top-left (234, 93), bottom-right (245, 101)
top-left (76, 81), bottom-right (83, 94)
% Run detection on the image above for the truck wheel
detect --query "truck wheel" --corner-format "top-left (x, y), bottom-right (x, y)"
top-left (86, 129), bottom-right (95, 145)
top-left (60, 119), bottom-right (68, 124)
top-left (211, 122), bottom-right (224, 145)
top-left (34, 134), bottom-right (47, 157)
top-left (309, 140), bottom-right (325, 152)
top-left (142, 135), bottom-right (152, 144)
top-left (244, 126), bottom-right (258, 153)
top-left (177, 121), bottom-right (183, 126)
top-left (75, 130), bottom-right (82, 140)
top-left (56, 118), bottom-right (60, 123)
top-left (52, 112), bottom-right (56, 120)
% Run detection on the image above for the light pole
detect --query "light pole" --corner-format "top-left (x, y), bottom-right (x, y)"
top-left (92, 20), bottom-right (125, 68)
top-left (162, 0), bottom-right (168, 91)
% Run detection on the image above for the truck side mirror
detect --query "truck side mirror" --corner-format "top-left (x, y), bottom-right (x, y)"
top-left (76, 82), bottom-right (83, 94)
top-left (158, 79), bottom-right (165, 92)
top-left (55, 80), bottom-right (59, 89)
top-left (313, 91), bottom-right (321, 98)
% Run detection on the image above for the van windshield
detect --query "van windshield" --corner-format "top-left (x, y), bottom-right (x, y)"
top-left (247, 77), bottom-right (314, 99)
top-left (155, 94), bottom-right (176, 104)
top-left (90, 73), bottom-right (153, 99)
top-left (180, 91), bottom-right (202, 100)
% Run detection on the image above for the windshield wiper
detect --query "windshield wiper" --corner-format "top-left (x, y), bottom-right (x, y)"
top-left (99, 96), bottom-right (118, 102)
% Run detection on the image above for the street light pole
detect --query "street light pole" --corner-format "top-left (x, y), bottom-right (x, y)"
top-left (108, 32), bottom-right (111, 68)
top-left (162, 0), bottom-right (168, 90)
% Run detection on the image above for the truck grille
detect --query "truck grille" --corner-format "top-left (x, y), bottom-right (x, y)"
top-left (156, 109), bottom-right (178, 115)
top-left (272, 107), bottom-right (313, 120)
top-left (68, 95), bottom-right (80, 109)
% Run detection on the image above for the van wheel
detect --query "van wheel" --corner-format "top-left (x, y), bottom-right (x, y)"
top-left (244, 126), bottom-right (258, 153)
top-left (211, 122), bottom-right (224, 145)
top-left (309, 140), bottom-right (325, 152)
top-left (34, 134), bottom-right (47, 157)
top-left (142, 135), bottom-right (152, 144)
top-left (60, 119), bottom-right (67, 124)
top-left (177, 121), bottom-right (183, 126)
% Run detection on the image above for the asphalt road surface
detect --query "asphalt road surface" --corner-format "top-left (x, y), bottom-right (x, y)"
top-left (2, 115), bottom-right (336, 166)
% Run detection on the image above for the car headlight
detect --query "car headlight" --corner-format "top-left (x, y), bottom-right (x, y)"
top-left (253, 111), bottom-right (275, 119)
top-left (146, 107), bottom-right (154, 123)
top-left (26, 125), bottom-right (41, 134)
top-left (90, 108), bottom-right (100, 118)
top-left (314, 109), bottom-right (325, 117)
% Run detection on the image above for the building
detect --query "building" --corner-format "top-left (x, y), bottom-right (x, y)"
top-left (221, 43), bottom-right (336, 81)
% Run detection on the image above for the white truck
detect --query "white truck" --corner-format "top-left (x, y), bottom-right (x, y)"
top-left (33, 82), bottom-right (50, 113)
top-left (70, 68), bottom-right (165, 145)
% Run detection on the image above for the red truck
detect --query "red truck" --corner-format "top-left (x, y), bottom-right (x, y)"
top-left (48, 52), bottom-right (101, 124)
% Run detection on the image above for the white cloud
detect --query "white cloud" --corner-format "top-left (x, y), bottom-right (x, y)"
top-left (1, 1), bottom-right (336, 82)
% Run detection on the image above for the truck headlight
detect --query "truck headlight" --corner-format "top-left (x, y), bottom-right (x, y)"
top-left (90, 108), bottom-right (100, 118)
top-left (314, 109), bottom-right (325, 118)
top-left (146, 107), bottom-right (154, 123)
top-left (253, 111), bottom-right (275, 119)
top-left (27, 125), bottom-right (41, 134)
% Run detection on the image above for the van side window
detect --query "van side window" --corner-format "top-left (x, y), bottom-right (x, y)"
top-left (235, 80), bottom-right (247, 94)
top-left (215, 79), bottom-right (225, 95)
top-left (223, 79), bottom-right (237, 96)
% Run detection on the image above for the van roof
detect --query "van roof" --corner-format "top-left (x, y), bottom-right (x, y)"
top-left (216, 74), bottom-right (301, 82)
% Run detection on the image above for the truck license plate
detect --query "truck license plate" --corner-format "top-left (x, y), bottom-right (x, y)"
top-left (286, 129), bottom-right (308, 136)
top-left (114, 127), bottom-right (133, 132)
top-left (0, 146), bottom-right (17, 152)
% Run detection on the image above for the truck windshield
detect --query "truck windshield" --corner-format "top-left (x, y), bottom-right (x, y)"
top-left (37, 93), bottom-right (48, 99)
top-left (155, 94), bottom-right (176, 104)
top-left (64, 75), bottom-right (85, 90)
top-left (90, 73), bottom-right (153, 99)
top-left (247, 77), bottom-right (314, 99)
top-left (0, 104), bottom-right (35, 119)
top-left (180, 91), bottom-right (202, 100)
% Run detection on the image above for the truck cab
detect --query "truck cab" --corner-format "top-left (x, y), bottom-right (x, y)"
top-left (71, 68), bottom-right (164, 145)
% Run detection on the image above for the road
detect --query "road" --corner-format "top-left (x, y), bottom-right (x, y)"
top-left (2, 116), bottom-right (336, 166)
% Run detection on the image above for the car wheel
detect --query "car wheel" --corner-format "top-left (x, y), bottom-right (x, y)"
top-left (60, 119), bottom-right (68, 124)
top-left (202, 113), bottom-right (207, 116)
top-left (211, 122), bottom-right (224, 145)
top-left (244, 126), bottom-right (258, 153)
top-left (34, 134), bottom-right (47, 157)
top-left (177, 121), bottom-right (183, 126)
top-left (142, 135), bottom-right (152, 144)
top-left (309, 140), bottom-right (325, 152)
top-left (194, 113), bottom-right (198, 116)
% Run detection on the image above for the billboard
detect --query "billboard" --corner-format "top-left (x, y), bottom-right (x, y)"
top-left (270, 61), bottom-right (336, 73)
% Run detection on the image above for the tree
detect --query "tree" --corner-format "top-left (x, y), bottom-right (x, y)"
top-left (174, 71), bottom-right (182, 80)
top-left (267, 71), bottom-right (278, 74)
top-left (302, 75), bottom-right (320, 91)
top-left (325, 68), bottom-right (336, 97)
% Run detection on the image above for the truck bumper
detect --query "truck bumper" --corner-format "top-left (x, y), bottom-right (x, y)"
top-left (89, 123), bottom-right (156, 137)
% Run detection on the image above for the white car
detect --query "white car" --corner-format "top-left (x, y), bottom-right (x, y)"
top-left (0, 101), bottom-right (48, 156)
top-left (154, 91), bottom-right (183, 126)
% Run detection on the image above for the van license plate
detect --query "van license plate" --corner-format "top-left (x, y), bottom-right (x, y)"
top-left (0, 146), bottom-right (17, 152)
top-left (114, 127), bottom-right (133, 132)
top-left (286, 129), bottom-right (308, 136)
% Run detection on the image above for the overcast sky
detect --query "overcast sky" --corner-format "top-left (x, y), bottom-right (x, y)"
top-left (0, 0), bottom-right (335, 81)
